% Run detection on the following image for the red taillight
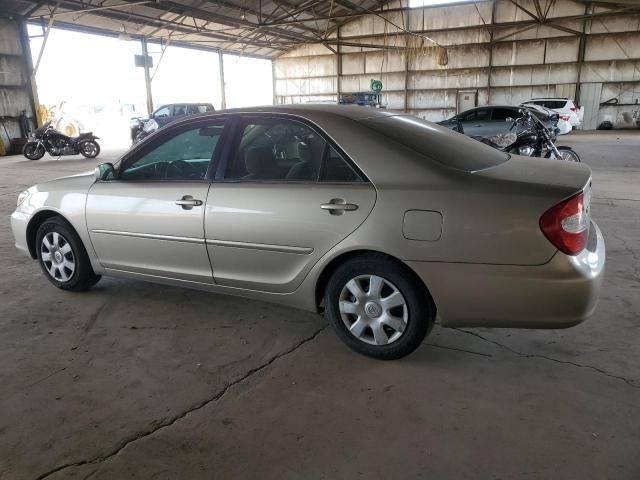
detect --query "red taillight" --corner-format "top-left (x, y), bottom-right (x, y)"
top-left (540, 191), bottom-right (589, 255)
top-left (570, 107), bottom-right (577, 112)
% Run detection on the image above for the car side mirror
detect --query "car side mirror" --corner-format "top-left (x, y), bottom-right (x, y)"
top-left (94, 162), bottom-right (115, 181)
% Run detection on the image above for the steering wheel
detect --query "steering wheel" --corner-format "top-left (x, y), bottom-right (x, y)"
top-left (167, 159), bottom-right (199, 179)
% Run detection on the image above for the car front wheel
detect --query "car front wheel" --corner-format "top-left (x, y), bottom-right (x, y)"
top-left (325, 254), bottom-right (435, 359)
top-left (36, 217), bottom-right (101, 291)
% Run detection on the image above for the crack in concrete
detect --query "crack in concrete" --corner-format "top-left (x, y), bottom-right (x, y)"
top-left (34, 324), bottom-right (328, 480)
top-left (453, 328), bottom-right (639, 389)
top-left (425, 342), bottom-right (492, 358)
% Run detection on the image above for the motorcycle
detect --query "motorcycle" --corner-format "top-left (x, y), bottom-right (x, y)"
top-left (471, 110), bottom-right (580, 162)
top-left (23, 121), bottom-right (100, 160)
top-left (132, 118), bottom-right (159, 145)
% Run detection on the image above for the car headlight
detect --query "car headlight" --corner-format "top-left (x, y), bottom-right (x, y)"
top-left (17, 190), bottom-right (30, 206)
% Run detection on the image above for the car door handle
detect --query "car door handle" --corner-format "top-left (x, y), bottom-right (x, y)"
top-left (175, 195), bottom-right (203, 209)
top-left (321, 199), bottom-right (358, 215)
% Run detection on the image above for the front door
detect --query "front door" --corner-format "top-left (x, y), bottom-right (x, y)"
top-left (458, 108), bottom-right (491, 137)
top-left (205, 115), bottom-right (376, 293)
top-left (86, 119), bottom-right (226, 283)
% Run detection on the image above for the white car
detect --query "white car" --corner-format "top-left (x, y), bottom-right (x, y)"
top-left (522, 98), bottom-right (582, 129)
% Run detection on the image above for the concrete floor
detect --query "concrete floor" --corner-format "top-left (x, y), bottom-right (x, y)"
top-left (0, 131), bottom-right (638, 479)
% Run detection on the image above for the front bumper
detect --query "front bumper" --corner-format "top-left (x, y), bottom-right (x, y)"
top-left (11, 210), bottom-right (31, 257)
top-left (406, 221), bottom-right (606, 328)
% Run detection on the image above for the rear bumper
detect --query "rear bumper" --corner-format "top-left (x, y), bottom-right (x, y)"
top-left (406, 221), bottom-right (605, 328)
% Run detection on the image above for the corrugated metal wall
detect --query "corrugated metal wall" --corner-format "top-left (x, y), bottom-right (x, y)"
top-left (274, 0), bottom-right (640, 128)
top-left (0, 18), bottom-right (34, 150)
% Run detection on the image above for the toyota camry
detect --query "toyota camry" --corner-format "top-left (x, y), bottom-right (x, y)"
top-left (11, 105), bottom-right (605, 359)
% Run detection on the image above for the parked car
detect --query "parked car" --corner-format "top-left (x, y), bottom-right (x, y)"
top-left (11, 105), bottom-right (605, 359)
top-left (438, 105), bottom-right (559, 139)
top-left (521, 98), bottom-right (582, 128)
top-left (130, 103), bottom-right (215, 141)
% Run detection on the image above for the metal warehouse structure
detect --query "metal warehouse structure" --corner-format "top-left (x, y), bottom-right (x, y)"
top-left (1, 0), bottom-right (639, 145)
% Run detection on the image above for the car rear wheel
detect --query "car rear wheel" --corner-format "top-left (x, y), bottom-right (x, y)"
top-left (325, 254), bottom-right (435, 359)
top-left (36, 217), bottom-right (101, 291)
top-left (79, 140), bottom-right (100, 158)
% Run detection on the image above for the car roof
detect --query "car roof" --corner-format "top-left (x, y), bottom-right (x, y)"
top-left (525, 98), bottom-right (570, 101)
top-left (457, 105), bottom-right (519, 115)
top-left (177, 104), bottom-right (397, 122)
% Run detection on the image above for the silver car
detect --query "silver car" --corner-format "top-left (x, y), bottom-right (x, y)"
top-left (438, 105), bottom-right (559, 138)
top-left (11, 105), bottom-right (605, 359)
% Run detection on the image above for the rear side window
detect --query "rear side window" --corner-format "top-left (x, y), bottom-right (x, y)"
top-left (225, 118), bottom-right (363, 183)
top-left (360, 115), bottom-right (509, 172)
top-left (321, 146), bottom-right (361, 182)
top-left (173, 105), bottom-right (188, 116)
top-left (536, 100), bottom-right (567, 109)
top-left (491, 108), bottom-right (519, 121)
top-left (190, 104), bottom-right (214, 114)
top-left (226, 118), bottom-right (325, 181)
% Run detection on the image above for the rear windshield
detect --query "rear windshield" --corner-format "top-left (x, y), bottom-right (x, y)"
top-left (359, 115), bottom-right (509, 172)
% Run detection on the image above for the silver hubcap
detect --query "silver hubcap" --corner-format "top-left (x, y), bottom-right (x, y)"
top-left (41, 232), bottom-right (75, 282)
top-left (338, 275), bottom-right (408, 346)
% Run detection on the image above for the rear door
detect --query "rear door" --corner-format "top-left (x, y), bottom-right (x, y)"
top-left (204, 115), bottom-right (376, 293)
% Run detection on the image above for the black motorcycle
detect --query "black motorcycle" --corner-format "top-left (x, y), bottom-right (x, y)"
top-left (470, 110), bottom-right (580, 162)
top-left (23, 121), bottom-right (100, 160)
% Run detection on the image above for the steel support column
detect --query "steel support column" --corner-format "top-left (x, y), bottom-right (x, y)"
top-left (336, 26), bottom-right (342, 104)
top-left (271, 59), bottom-right (277, 105)
top-left (487, 0), bottom-right (497, 105)
top-left (141, 37), bottom-right (154, 115)
top-left (218, 51), bottom-right (227, 110)
top-left (17, 19), bottom-right (39, 129)
top-left (575, 4), bottom-right (590, 107)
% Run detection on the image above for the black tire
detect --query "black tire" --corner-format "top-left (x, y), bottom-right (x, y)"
top-left (79, 140), bottom-right (100, 158)
top-left (325, 254), bottom-right (435, 360)
top-left (546, 145), bottom-right (581, 162)
top-left (36, 216), bottom-right (101, 291)
top-left (23, 142), bottom-right (45, 160)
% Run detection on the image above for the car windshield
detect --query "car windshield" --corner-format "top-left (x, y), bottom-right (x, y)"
top-left (359, 115), bottom-right (509, 172)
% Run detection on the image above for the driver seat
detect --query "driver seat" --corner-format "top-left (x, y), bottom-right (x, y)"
top-left (243, 146), bottom-right (276, 180)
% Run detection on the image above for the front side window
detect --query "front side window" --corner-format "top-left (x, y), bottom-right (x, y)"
top-left (120, 123), bottom-right (224, 181)
top-left (154, 106), bottom-right (170, 118)
top-left (460, 109), bottom-right (490, 122)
